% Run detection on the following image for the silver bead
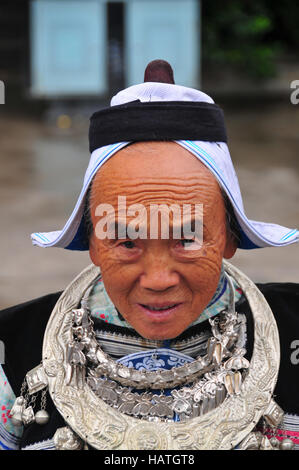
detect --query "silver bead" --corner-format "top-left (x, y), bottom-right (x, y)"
top-left (35, 409), bottom-right (50, 425)
top-left (279, 438), bottom-right (294, 450)
top-left (11, 412), bottom-right (23, 427)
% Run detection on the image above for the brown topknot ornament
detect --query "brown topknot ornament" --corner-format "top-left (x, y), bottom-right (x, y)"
top-left (144, 59), bottom-right (175, 84)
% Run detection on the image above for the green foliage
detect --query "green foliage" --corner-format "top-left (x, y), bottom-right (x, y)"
top-left (202, 0), bottom-right (298, 80)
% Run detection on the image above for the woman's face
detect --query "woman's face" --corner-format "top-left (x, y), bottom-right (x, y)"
top-left (89, 142), bottom-right (236, 340)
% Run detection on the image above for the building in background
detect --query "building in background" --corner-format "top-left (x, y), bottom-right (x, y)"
top-left (1, 0), bottom-right (299, 112)
top-left (0, 0), bottom-right (299, 308)
top-left (0, 0), bottom-right (200, 110)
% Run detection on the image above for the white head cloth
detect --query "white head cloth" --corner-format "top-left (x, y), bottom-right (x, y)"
top-left (31, 82), bottom-right (298, 250)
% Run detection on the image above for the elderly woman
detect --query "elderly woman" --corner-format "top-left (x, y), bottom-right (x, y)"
top-left (0, 61), bottom-right (298, 451)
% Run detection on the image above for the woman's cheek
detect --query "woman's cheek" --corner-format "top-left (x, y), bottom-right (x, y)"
top-left (90, 241), bottom-right (116, 275)
top-left (188, 254), bottom-right (222, 286)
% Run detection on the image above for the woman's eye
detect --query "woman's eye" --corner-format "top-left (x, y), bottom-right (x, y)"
top-left (120, 240), bottom-right (136, 249)
top-left (180, 239), bottom-right (195, 247)
top-left (176, 238), bottom-right (203, 251)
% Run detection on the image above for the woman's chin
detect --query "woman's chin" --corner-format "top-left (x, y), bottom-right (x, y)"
top-left (132, 318), bottom-right (194, 341)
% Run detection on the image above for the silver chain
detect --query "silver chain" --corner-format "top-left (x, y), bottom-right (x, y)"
top-left (40, 390), bottom-right (47, 410)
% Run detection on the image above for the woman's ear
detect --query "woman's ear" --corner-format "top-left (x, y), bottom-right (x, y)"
top-left (89, 234), bottom-right (99, 266)
top-left (223, 232), bottom-right (238, 259)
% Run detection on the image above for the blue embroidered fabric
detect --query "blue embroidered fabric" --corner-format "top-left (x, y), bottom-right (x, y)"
top-left (117, 348), bottom-right (194, 371)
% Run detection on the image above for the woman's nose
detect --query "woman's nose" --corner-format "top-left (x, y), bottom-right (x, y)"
top-left (139, 254), bottom-right (180, 292)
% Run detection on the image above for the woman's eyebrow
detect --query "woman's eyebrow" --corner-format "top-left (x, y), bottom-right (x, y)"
top-left (104, 217), bottom-right (204, 240)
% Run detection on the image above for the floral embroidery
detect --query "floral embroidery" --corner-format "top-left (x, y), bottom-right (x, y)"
top-left (117, 349), bottom-right (194, 371)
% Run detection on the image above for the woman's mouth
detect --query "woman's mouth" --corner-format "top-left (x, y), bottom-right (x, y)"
top-left (137, 302), bottom-right (182, 320)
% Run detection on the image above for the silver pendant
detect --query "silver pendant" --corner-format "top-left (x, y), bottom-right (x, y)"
top-left (53, 426), bottom-right (84, 450)
top-left (26, 364), bottom-right (48, 395)
top-left (263, 399), bottom-right (284, 427)
top-left (22, 406), bottom-right (35, 426)
top-left (10, 396), bottom-right (26, 427)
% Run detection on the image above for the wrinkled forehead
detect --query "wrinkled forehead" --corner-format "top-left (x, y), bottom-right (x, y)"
top-left (91, 141), bottom-right (222, 208)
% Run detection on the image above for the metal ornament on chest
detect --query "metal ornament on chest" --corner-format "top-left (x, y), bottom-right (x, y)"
top-left (63, 272), bottom-right (250, 423)
top-left (10, 366), bottom-right (50, 427)
top-left (11, 262), bottom-right (294, 449)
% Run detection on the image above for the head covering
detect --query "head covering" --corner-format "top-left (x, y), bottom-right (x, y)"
top-left (31, 61), bottom-right (298, 251)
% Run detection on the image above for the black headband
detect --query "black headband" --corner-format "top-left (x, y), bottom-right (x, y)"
top-left (89, 101), bottom-right (227, 153)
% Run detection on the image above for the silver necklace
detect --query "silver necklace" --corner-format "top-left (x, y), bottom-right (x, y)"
top-left (66, 272), bottom-right (249, 422)
top-left (11, 261), bottom-right (285, 449)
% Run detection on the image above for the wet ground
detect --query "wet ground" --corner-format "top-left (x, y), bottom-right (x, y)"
top-left (0, 100), bottom-right (299, 309)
